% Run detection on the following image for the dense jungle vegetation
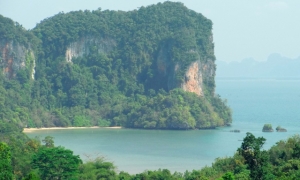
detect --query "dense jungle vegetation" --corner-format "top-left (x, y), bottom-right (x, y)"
top-left (2, 124), bottom-right (300, 179)
top-left (0, 2), bottom-right (231, 130)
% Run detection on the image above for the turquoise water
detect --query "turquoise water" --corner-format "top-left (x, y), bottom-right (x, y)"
top-left (26, 78), bottom-right (300, 173)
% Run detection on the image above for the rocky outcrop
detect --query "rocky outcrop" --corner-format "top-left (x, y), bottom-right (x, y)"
top-left (156, 45), bottom-right (215, 96)
top-left (0, 40), bottom-right (35, 79)
top-left (65, 36), bottom-right (116, 62)
top-left (230, 129), bottom-right (240, 133)
top-left (182, 61), bottom-right (203, 96)
top-left (276, 126), bottom-right (287, 132)
top-left (277, 128), bottom-right (287, 132)
top-left (262, 124), bottom-right (274, 132)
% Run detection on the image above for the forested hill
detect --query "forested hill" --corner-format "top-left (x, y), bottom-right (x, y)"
top-left (0, 2), bottom-right (231, 130)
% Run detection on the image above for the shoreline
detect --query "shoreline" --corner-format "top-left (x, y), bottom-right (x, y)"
top-left (23, 126), bottom-right (122, 133)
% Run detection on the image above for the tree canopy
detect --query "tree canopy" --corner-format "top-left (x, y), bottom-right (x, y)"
top-left (31, 146), bottom-right (82, 180)
top-left (0, 142), bottom-right (13, 180)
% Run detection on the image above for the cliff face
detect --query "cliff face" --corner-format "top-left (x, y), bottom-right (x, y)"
top-left (172, 59), bottom-right (215, 96)
top-left (156, 42), bottom-right (215, 96)
top-left (65, 34), bottom-right (215, 97)
top-left (2, 36), bottom-right (215, 97)
top-left (182, 61), bottom-right (203, 96)
top-left (0, 40), bottom-right (35, 79)
top-left (65, 36), bottom-right (116, 62)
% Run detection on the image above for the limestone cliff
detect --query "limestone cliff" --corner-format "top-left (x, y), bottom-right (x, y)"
top-left (179, 59), bottom-right (215, 96)
top-left (156, 43), bottom-right (215, 96)
top-left (182, 61), bottom-right (203, 96)
top-left (0, 40), bottom-right (35, 79)
top-left (65, 36), bottom-right (116, 62)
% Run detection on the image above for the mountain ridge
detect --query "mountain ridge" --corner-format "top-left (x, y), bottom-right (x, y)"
top-left (216, 53), bottom-right (300, 78)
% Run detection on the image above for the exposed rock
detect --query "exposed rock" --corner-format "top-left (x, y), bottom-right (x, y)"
top-left (230, 129), bottom-right (240, 133)
top-left (182, 61), bottom-right (203, 96)
top-left (263, 129), bottom-right (274, 132)
top-left (276, 126), bottom-right (287, 132)
top-left (156, 43), bottom-right (215, 96)
top-left (65, 36), bottom-right (116, 63)
top-left (0, 40), bottom-right (35, 79)
top-left (277, 129), bottom-right (287, 132)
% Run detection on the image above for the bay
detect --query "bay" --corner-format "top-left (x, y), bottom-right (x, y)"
top-left (26, 78), bottom-right (300, 173)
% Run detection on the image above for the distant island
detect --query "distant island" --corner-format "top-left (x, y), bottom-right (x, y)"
top-left (0, 2), bottom-right (231, 130)
top-left (216, 53), bottom-right (300, 78)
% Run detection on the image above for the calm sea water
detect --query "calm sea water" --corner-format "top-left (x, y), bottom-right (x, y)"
top-left (26, 78), bottom-right (300, 173)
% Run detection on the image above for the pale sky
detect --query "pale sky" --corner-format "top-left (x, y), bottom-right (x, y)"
top-left (1, 0), bottom-right (299, 62)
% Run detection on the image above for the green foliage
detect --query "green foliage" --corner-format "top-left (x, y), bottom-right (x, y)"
top-left (124, 89), bottom-right (231, 129)
top-left (276, 126), bottom-right (282, 131)
top-left (0, 129), bottom-right (40, 179)
top-left (262, 124), bottom-right (273, 132)
top-left (0, 15), bottom-right (38, 47)
top-left (274, 159), bottom-right (300, 179)
top-left (42, 136), bottom-right (54, 148)
top-left (131, 169), bottom-right (182, 180)
top-left (78, 157), bottom-right (116, 180)
top-left (73, 115), bottom-right (91, 127)
top-left (0, 120), bottom-right (23, 134)
top-left (118, 171), bottom-right (132, 180)
top-left (0, 142), bottom-right (13, 180)
top-left (269, 135), bottom-right (300, 165)
top-left (221, 172), bottom-right (235, 180)
top-left (31, 146), bottom-right (82, 180)
top-left (292, 143), bottom-right (300, 159)
top-left (183, 170), bottom-right (209, 180)
top-left (23, 170), bottom-right (41, 180)
top-left (98, 119), bottom-right (111, 127)
top-left (238, 132), bottom-right (274, 180)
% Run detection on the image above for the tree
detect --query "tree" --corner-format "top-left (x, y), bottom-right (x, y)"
top-left (0, 142), bottom-right (13, 180)
top-left (31, 146), bottom-right (82, 180)
top-left (42, 136), bottom-right (54, 147)
top-left (221, 172), bottom-right (235, 180)
top-left (238, 132), bottom-right (274, 180)
top-left (292, 143), bottom-right (300, 159)
top-left (23, 171), bottom-right (41, 180)
top-left (78, 157), bottom-right (116, 180)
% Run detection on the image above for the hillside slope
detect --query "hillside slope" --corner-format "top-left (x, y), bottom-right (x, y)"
top-left (0, 2), bottom-right (231, 129)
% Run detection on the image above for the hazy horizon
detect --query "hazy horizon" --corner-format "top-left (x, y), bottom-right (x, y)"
top-left (1, 0), bottom-right (300, 62)
top-left (217, 53), bottom-right (300, 63)
top-left (216, 53), bottom-right (300, 78)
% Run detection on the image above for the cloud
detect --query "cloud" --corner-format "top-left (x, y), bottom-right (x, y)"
top-left (266, 1), bottom-right (288, 11)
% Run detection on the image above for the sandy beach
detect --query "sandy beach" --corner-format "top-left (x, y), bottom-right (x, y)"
top-left (23, 126), bottom-right (122, 133)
